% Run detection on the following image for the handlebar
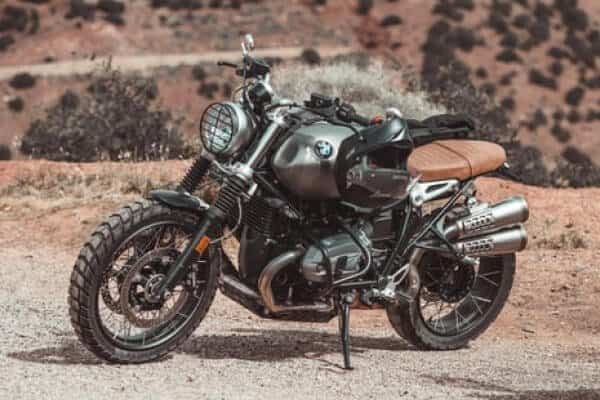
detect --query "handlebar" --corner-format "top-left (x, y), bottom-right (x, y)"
top-left (217, 61), bottom-right (238, 69)
top-left (336, 102), bottom-right (372, 127)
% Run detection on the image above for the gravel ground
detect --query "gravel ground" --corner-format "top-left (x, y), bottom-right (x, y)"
top-left (1, 247), bottom-right (599, 400)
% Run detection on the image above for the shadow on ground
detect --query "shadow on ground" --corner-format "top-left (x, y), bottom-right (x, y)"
top-left (7, 328), bottom-right (410, 368)
top-left (180, 328), bottom-right (410, 362)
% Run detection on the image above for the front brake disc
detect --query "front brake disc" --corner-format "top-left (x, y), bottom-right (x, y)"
top-left (119, 249), bottom-right (189, 328)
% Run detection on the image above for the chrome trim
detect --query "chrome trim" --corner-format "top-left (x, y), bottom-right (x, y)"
top-left (452, 225), bottom-right (528, 256)
top-left (444, 196), bottom-right (530, 240)
top-left (247, 117), bottom-right (286, 168)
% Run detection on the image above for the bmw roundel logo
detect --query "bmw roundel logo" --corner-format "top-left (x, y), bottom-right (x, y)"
top-left (314, 140), bottom-right (334, 159)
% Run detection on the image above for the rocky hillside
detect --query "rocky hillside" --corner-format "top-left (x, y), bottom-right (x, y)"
top-left (1, 0), bottom-right (600, 187)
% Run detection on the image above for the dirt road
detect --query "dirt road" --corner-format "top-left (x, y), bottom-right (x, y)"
top-left (1, 245), bottom-right (599, 400)
top-left (0, 47), bottom-right (354, 81)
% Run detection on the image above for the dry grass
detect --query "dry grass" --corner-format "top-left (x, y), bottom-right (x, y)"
top-left (274, 60), bottom-right (446, 119)
top-left (0, 167), bottom-right (177, 201)
top-left (535, 230), bottom-right (588, 250)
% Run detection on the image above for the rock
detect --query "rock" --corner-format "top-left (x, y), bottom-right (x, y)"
top-left (9, 73), bottom-right (36, 89)
top-left (565, 86), bottom-right (585, 107)
top-left (529, 69), bottom-right (557, 90)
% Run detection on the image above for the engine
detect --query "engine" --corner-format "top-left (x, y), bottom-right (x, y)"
top-left (301, 223), bottom-right (373, 283)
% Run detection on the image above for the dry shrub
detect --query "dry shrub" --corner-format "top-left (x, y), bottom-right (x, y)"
top-left (20, 65), bottom-right (187, 162)
top-left (535, 230), bottom-right (588, 250)
top-left (274, 59), bottom-right (446, 120)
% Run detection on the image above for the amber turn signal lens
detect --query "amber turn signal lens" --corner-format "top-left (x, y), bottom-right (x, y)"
top-left (195, 236), bottom-right (210, 254)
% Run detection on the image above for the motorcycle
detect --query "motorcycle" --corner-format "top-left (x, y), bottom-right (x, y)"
top-left (68, 35), bottom-right (529, 369)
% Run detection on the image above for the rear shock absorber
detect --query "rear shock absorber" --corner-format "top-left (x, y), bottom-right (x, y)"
top-left (177, 156), bottom-right (213, 193)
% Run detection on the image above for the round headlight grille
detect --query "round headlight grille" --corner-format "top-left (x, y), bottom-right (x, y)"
top-left (200, 103), bottom-right (237, 156)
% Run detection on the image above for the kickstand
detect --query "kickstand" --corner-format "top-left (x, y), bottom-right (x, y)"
top-left (338, 295), bottom-right (353, 370)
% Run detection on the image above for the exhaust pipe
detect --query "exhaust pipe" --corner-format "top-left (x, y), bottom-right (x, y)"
top-left (453, 225), bottom-right (528, 256)
top-left (445, 196), bottom-right (529, 240)
top-left (258, 249), bottom-right (333, 314)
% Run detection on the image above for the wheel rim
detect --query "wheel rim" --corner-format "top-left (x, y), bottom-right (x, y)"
top-left (417, 255), bottom-right (504, 336)
top-left (96, 220), bottom-right (210, 351)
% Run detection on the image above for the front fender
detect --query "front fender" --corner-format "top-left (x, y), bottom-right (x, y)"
top-left (149, 189), bottom-right (209, 213)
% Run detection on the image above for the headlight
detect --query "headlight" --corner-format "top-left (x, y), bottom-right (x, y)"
top-left (199, 102), bottom-right (254, 157)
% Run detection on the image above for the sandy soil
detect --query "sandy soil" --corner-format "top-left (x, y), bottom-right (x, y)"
top-left (0, 160), bottom-right (599, 399)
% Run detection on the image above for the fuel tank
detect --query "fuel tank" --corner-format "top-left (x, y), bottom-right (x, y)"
top-left (272, 118), bottom-right (413, 207)
top-left (272, 123), bottom-right (354, 199)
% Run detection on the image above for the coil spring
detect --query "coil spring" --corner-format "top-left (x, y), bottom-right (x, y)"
top-left (213, 175), bottom-right (248, 217)
top-left (178, 157), bottom-right (212, 193)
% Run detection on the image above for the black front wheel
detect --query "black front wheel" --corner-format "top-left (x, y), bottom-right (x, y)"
top-left (386, 253), bottom-right (515, 350)
top-left (68, 200), bottom-right (219, 363)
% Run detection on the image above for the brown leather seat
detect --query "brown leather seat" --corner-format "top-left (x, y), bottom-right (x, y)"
top-left (407, 140), bottom-right (506, 182)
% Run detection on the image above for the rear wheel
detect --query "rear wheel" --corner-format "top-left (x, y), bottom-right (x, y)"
top-left (386, 253), bottom-right (515, 350)
top-left (68, 200), bottom-right (219, 363)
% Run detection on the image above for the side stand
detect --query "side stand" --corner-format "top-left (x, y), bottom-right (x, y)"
top-left (338, 295), bottom-right (353, 370)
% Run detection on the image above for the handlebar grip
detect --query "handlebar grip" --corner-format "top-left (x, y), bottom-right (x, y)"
top-left (351, 113), bottom-right (372, 126)
top-left (217, 61), bottom-right (238, 68)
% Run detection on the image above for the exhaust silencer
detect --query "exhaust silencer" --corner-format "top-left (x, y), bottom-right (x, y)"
top-left (453, 225), bottom-right (528, 256)
top-left (445, 196), bottom-right (529, 241)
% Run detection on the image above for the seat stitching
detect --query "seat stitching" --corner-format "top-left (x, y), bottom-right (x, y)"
top-left (434, 141), bottom-right (473, 178)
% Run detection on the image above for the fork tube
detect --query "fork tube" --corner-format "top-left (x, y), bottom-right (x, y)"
top-left (246, 117), bottom-right (285, 167)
